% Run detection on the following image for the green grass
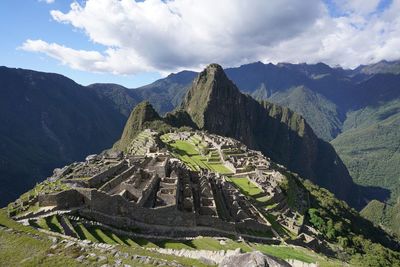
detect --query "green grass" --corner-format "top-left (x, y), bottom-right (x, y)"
top-left (209, 163), bottom-right (233, 174)
top-left (0, 209), bottom-right (212, 266)
top-left (0, 228), bottom-right (81, 267)
top-left (252, 244), bottom-right (316, 263)
top-left (0, 209), bottom-right (344, 267)
top-left (227, 177), bottom-right (264, 197)
top-left (81, 225), bottom-right (151, 248)
top-left (155, 240), bottom-right (194, 250)
top-left (167, 139), bottom-right (233, 175)
top-left (256, 195), bottom-right (271, 203)
top-left (45, 215), bottom-right (64, 234)
top-left (87, 227), bottom-right (118, 244)
top-left (73, 222), bottom-right (98, 242)
top-left (155, 237), bottom-right (252, 252)
top-left (170, 140), bottom-right (199, 156)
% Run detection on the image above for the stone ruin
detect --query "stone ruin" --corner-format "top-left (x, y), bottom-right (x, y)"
top-left (10, 129), bottom-right (312, 247)
top-left (13, 152), bottom-right (274, 240)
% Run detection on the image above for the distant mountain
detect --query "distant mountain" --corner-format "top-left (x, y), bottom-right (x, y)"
top-left (0, 67), bottom-right (141, 206)
top-left (354, 60), bottom-right (400, 75)
top-left (133, 71), bottom-right (197, 114)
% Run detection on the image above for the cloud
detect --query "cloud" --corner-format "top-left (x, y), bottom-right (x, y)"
top-left (333, 0), bottom-right (381, 15)
top-left (39, 0), bottom-right (55, 4)
top-left (260, 1), bottom-right (400, 68)
top-left (20, 39), bottom-right (149, 74)
top-left (21, 0), bottom-right (400, 74)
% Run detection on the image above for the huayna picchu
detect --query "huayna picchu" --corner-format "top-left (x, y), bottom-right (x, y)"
top-left (4, 65), bottom-right (400, 267)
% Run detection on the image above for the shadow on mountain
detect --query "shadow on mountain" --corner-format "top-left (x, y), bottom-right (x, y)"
top-left (357, 184), bottom-right (391, 208)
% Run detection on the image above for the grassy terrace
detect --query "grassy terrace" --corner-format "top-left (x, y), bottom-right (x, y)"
top-left (226, 177), bottom-right (263, 197)
top-left (163, 136), bottom-right (233, 175)
top-left (0, 208), bottom-right (342, 266)
top-left (0, 209), bottom-right (210, 267)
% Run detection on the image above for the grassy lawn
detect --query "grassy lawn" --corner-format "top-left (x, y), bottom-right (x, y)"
top-left (35, 216), bottom-right (64, 233)
top-left (252, 244), bottom-right (316, 263)
top-left (87, 227), bottom-right (118, 244)
top-left (81, 225), bottom-right (154, 248)
top-left (209, 163), bottom-right (233, 174)
top-left (0, 228), bottom-right (81, 267)
top-left (155, 240), bottom-right (194, 250)
top-left (170, 140), bottom-right (199, 156)
top-left (256, 195), bottom-right (271, 203)
top-left (73, 222), bottom-right (98, 242)
top-left (154, 237), bottom-right (252, 252)
top-left (167, 139), bottom-right (233, 175)
top-left (46, 215), bottom-right (64, 234)
top-left (227, 177), bottom-right (264, 197)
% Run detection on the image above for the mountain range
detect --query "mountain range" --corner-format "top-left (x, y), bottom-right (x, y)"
top-left (0, 60), bottom-right (399, 235)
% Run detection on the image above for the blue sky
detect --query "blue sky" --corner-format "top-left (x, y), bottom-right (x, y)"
top-left (0, 0), bottom-right (161, 87)
top-left (0, 0), bottom-right (398, 87)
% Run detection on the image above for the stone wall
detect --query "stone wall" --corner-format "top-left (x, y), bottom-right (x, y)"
top-left (196, 215), bottom-right (236, 232)
top-left (87, 161), bottom-right (127, 188)
top-left (137, 173), bottom-right (160, 207)
top-left (146, 156), bottom-right (169, 177)
top-left (99, 165), bottom-right (137, 192)
top-left (236, 218), bottom-right (272, 233)
top-left (79, 189), bottom-right (196, 227)
top-left (38, 189), bottom-right (85, 209)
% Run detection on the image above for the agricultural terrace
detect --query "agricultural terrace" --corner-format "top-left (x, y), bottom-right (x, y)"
top-left (161, 133), bottom-right (233, 175)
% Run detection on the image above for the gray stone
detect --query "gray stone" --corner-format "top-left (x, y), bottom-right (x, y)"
top-left (98, 255), bottom-right (107, 262)
top-left (76, 255), bottom-right (85, 262)
top-left (219, 251), bottom-right (291, 267)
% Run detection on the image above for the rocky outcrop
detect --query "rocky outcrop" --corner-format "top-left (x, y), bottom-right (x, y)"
top-left (180, 64), bottom-right (361, 208)
top-left (219, 251), bottom-right (291, 267)
top-left (114, 101), bottom-right (162, 150)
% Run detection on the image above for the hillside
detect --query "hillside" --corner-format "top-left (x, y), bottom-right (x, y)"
top-left (332, 98), bottom-right (400, 234)
top-left (0, 67), bottom-right (138, 206)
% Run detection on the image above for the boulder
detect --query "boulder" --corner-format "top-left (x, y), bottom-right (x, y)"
top-left (219, 251), bottom-right (291, 267)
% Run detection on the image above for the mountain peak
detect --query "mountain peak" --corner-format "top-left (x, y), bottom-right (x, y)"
top-left (205, 63), bottom-right (224, 71)
top-left (197, 63), bottom-right (229, 84)
top-left (114, 101), bottom-right (161, 150)
top-left (181, 63), bottom-right (240, 128)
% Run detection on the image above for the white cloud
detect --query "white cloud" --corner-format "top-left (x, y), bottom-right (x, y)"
top-left (21, 0), bottom-right (400, 74)
top-left (20, 39), bottom-right (149, 74)
top-left (39, 0), bottom-right (55, 4)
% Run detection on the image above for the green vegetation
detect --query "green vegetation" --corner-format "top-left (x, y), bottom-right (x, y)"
top-left (252, 244), bottom-right (315, 263)
top-left (361, 200), bottom-right (400, 237)
top-left (114, 101), bottom-right (170, 151)
top-left (333, 100), bottom-right (400, 198)
top-left (303, 180), bottom-right (400, 266)
top-left (165, 137), bottom-right (233, 175)
top-left (0, 209), bottom-right (210, 266)
top-left (267, 86), bottom-right (342, 141)
top-left (226, 177), bottom-right (263, 197)
top-left (8, 179), bottom-right (71, 216)
top-left (332, 99), bottom-right (400, 235)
